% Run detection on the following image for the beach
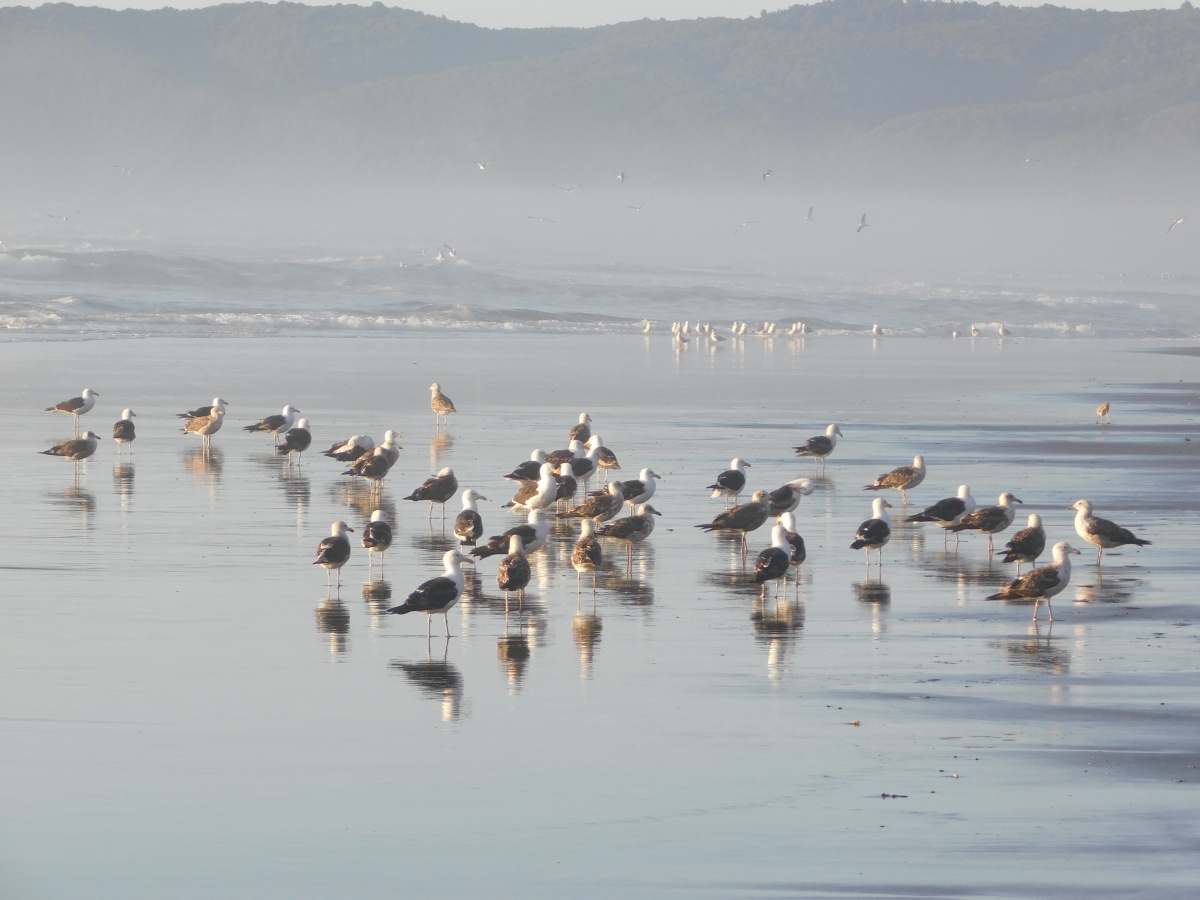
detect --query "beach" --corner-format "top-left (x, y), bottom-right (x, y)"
top-left (1, 333), bottom-right (1197, 899)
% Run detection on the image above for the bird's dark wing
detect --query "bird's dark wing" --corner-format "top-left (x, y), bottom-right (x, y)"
top-left (113, 420), bottom-right (136, 441)
top-left (315, 536), bottom-right (350, 566)
top-left (796, 436), bottom-right (832, 456)
top-left (598, 517), bottom-right (642, 540)
top-left (953, 506), bottom-right (1004, 532)
top-left (1002, 527), bottom-right (1046, 563)
top-left (390, 577), bottom-right (459, 613)
top-left (908, 497), bottom-right (965, 523)
top-left (753, 547), bottom-right (790, 583)
top-left (497, 556), bottom-right (532, 591)
top-left (786, 532), bottom-right (806, 565)
top-left (178, 405), bottom-right (214, 419)
top-left (852, 518), bottom-right (891, 547)
top-left (505, 460), bottom-right (541, 481)
top-left (47, 396), bottom-right (85, 413)
top-left (622, 480), bottom-right (647, 500)
top-left (709, 469), bottom-right (746, 492)
top-left (454, 510), bottom-right (483, 543)
top-left (572, 537), bottom-right (603, 569)
top-left (362, 522), bottom-right (392, 550)
top-left (989, 565), bottom-right (1061, 600)
top-left (1089, 516), bottom-right (1151, 547)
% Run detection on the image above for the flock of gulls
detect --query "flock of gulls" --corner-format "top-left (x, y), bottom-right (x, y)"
top-left (652, 320), bottom-right (1023, 343)
top-left (40, 383), bottom-right (1151, 632)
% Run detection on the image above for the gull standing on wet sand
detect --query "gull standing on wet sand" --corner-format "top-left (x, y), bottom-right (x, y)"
top-left (454, 489), bottom-right (487, 550)
top-left (708, 458), bottom-right (750, 507)
top-left (778, 511), bottom-right (807, 575)
top-left (587, 435), bottom-right (620, 480)
top-left (1069, 499), bottom-right (1151, 563)
top-left (753, 524), bottom-right (793, 598)
top-left (46, 387), bottom-right (98, 435)
top-left (314, 521), bottom-right (353, 588)
top-left (1002, 513), bottom-right (1046, 574)
top-left (794, 425), bottom-right (842, 473)
top-left (505, 449), bottom-right (548, 483)
top-left (244, 405), bottom-right (299, 446)
top-left (768, 478), bottom-right (815, 515)
top-left (112, 409), bottom-right (136, 456)
top-left (569, 413), bottom-right (592, 444)
top-left (987, 542), bottom-right (1080, 620)
top-left (863, 455), bottom-right (925, 504)
top-left (472, 509), bottom-right (549, 559)
top-left (697, 489), bottom-right (772, 555)
top-left (907, 485), bottom-right (976, 545)
top-left (598, 503), bottom-right (661, 568)
top-left (405, 467), bottom-right (459, 522)
top-left (559, 482), bottom-right (626, 523)
top-left (504, 463), bottom-right (557, 512)
top-left (344, 448), bottom-right (390, 494)
top-left (1096, 402), bottom-right (1111, 424)
top-left (389, 550), bottom-right (471, 637)
top-left (496, 535), bottom-right (532, 612)
top-left (362, 511), bottom-right (393, 568)
top-left (573, 519), bottom-right (603, 594)
top-left (851, 498), bottom-right (892, 566)
top-left (276, 418), bottom-right (311, 465)
top-left (40, 431), bottom-right (99, 473)
top-left (622, 468), bottom-right (662, 513)
top-left (183, 407), bottom-right (225, 450)
top-left (949, 491), bottom-right (1022, 554)
top-left (430, 383), bottom-right (456, 427)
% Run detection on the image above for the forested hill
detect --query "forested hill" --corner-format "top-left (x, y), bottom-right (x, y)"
top-left (3, 1), bottom-right (1199, 191)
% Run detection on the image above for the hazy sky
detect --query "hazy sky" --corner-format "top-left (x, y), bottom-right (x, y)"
top-left (0, 1), bottom-right (1178, 30)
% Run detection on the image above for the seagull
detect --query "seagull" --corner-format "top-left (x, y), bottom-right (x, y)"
top-left (762, 169), bottom-right (772, 181)
top-left (313, 521), bottom-right (354, 588)
top-left (443, 245), bottom-right (456, 257)
top-left (970, 325), bottom-right (982, 338)
top-left (753, 523), bottom-right (792, 598)
top-left (1020, 157), bottom-right (1040, 163)
top-left (856, 214), bottom-right (869, 233)
top-left (696, 490), bottom-right (772, 555)
top-left (405, 467), bottom-right (459, 522)
top-left (505, 449), bottom-right (549, 483)
top-left (553, 184), bottom-right (583, 194)
top-left (527, 216), bottom-right (557, 223)
top-left (621, 468), bottom-right (662, 513)
top-left (46, 387), bottom-right (98, 435)
top-left (569, 412), bottom-right (593, 444)
top-left (851, 498), bottom-right (892, 566)
top-left (178, 397), bottom-right (227, 420)
top-left (1001, 513), bottom-right (1046, 574)
top-left (906, 485), bottom-right (976, 545)
top-left (572, 519), bottom-right (603, 594)
top-left (496, 535), bottom-right (532, 612)
top-left (597, 503), bottom-right (661, 568)
top-left (987, 542), bottom-right (1079, 620)
top-left (554, 464), bottom-right (579, 508)
top-left (546, 439), bottom-right (585, 466)
top-left (1069, 499), bottom-right (1151, 563)
top-left (472, 509), bottom-right (549, 559)
top-left (388, 550), bottom-right (471, 637)
top-left (778, 511), bottom-right (807, 575)
top-left (430, 383), bottom-right (456, 427)
top-left (708, 458), bottom-right (750, 507)
top-left (380, 430), bottom-right (402, 469)
top-left (1096, 402), bottom-right (1111, 424)
top-left (948, 491), bottom-right (1022, 554)
top-left (617, 172), bottom-right (625, 183)
top-left (477, 161), bottom-right (491, 170)
top-left (324, 434), bottom-right (374, 463)
top-left (805, 207), bottom-right (814, 222)
top-left (734, 221), bottom-right (759, 234)
top-left (643, 321), bottom-right (653, 333)
top-left (794, 424), bottom-right (842, 473)
top-left (505, 463), bottom-right (558, 512)
top-left (344, 448), bottom-right (391, 494)
top-left (998, 324), bottom-right (1012, 337)
top-left (767, 478), bottom-right (815, 515)
top-left (435, 251), bottom-right (444, 261)
top-left (243, 405), bottom-right (299, 446)
top-left (276, 418), bottom-right (312, 465)
top-left (40, 431), bottom-right (99, 472)
top-left (182, 408), bottom-right (225, 449)
top-left (623, 204), bottom-right (645, 211)
top-left (872, 324), bottom-right (884, 336)
top-left (47, 210), bottom-right (82, 223)
top-left (1167, 217), bottom-right (1185, 234)
top-left (362, 511), bottom-right (393, 569)
top-left (454, 489), bottom-right (487, 550)
top-left (112, 409), bottom-right (136, 456)
top-left (559, 482), bottom-right (625, 523)
top-left (863, 455), bottom-right (926, 504)
top-left (113, 165), bottom-right (130, 177)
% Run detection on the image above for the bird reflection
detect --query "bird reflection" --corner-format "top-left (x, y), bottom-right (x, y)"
top-left (608, 567), bottom-right (654, 607)
top-left (497, 627), bottom-right (531, 692)
top-left (999, 621), bottom-right (1069, 674)
top-left (409, 530), bottom-right (460, 562)
top-left (315, 597), bottom-right (350, 658)
top-left (1073, 570), bottom-right (1141, 605)
top-left (430, 431), bottom-right (453, 468)
top-left (183, 445), bottom-right (223, 483)
top-left (280, 469), bottom-right (310, 518)
top-left (112, 462), bottom-right (134, 509)
top-left (390, 640), bottom-right (464, 720)
top-left (572, 609), bottom-right (602, 679)
top-left (854, 579), bottom-right (891, 605)
top-left (362, 577), bottom-right (392, 626)
top-left (330, 481), bottom-right (394, 520)
top-left (47, 484), bottom-right (97, 524)
top-left (752, 598), bottom-right (805, 680)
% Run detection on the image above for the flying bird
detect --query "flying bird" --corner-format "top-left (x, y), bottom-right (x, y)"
top-left (553, 184), bottom-right (583, 194)
top-left (113, 165), bottom-right (131, 177)
top-left (734, 221), bottom-right (759, 234)
top-left (805, 207), bottom-right (814, 221)
top-left (617, 172), bottom-right (625, 183)
top-left (762, 169), bottom-right (772, 181)
top-left (477, 161), bottom-right (491, 170)
top-left (856, 214), bottom-right (869, 233)
top-left (1167, 217), bottom-right (1185, 234)
top-left (623, 204), bottom-right (645, 212)
top-left (47, 210), bottom-right (82, 223)
top-left (527, 216), bottom-right (556, 223)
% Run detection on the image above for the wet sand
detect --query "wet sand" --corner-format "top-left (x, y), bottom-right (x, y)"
top-left (1, 335), bottom-right (1197, 899)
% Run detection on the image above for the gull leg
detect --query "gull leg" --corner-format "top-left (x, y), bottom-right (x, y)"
top-left (427, 616), bottom-right (432, 638)
top-left (988, 534), bottom-right (994, 555)
top-left (1032, 598), bottom-right (1040, 620)
top-left (444, 612), bottom-right (451, 637)
top-left (576, 571), bottom-right (581, 594)
top-left (592, 572), bottom-right (598, 595)
top-left (1047, 599), bottom-right (1055, 621)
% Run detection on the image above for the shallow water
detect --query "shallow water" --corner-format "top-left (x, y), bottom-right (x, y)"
top-left (1, 334), bottom-right (1197, 898)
